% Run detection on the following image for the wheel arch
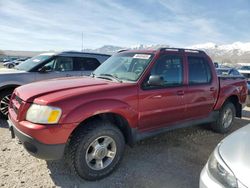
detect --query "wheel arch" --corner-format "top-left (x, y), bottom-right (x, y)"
top-left (68, 112), bottom-right (136, 147)
top-left (224, 95), bottom-right (242, 118)
top-left (0, 84), bottom-right (20, 93)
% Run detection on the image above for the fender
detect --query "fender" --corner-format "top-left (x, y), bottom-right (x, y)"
top-left (60, 99), bottom-right (138, 129)
top-left (0, 83), bottom-right (22, 91)
top-left (214, 85), bottom-right (241, 110)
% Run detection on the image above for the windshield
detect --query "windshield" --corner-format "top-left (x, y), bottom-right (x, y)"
top-left (240, 66), bottom-right (250, 70)
top-left (15, 55), bottom-right (52, 71)
top-left (216, 69), bottom-right (230, 75)
top-left (93, 52), bottom-right (154, 82)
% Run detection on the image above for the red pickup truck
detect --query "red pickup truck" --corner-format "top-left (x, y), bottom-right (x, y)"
top-left (8, 48), bottom-right (247, 180)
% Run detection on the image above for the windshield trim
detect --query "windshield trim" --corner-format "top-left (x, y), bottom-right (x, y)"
top-left (93, 52), bottom-right (155, 83)
top-left (15, 55), bottom-right (54, 72)
top-left (29, 55), bottom-right (55, 72)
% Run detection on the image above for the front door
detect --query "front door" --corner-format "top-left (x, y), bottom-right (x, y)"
top-left (35, 56), bottom-right (74, 81)
top-left (138, 54), bottom-right (187, 131)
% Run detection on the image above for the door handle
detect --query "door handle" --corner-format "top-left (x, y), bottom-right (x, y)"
top-left (152, 95), bottom-right (162, 99)
top-left (177, 90), bottom-right (184, 96)
top-left (66, 74), bottom-right (72, 77)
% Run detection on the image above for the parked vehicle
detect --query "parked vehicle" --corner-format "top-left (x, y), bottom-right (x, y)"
top-left (0, 51), bottom-right (110, 118)
top-left (200, 125), bottom-right (250, 188)
top-left (238, 64), bottom-right (250, 77)
top-left (238, 65), bottom-right (250, 106)
top-left (0, 57), bottom-right (18, 64)
top-left (0, 58), bottom-right (11, 63)
top-left (3, 57), bottom-right (30, 69)
top-left (8, 48), bottom-right (247, 180)
top-left (4, 60), bottom-right (19, 69)
top-left (3, 60), bottom-right (17, 69)
top-left (216, 68), bottom-right (242, 76)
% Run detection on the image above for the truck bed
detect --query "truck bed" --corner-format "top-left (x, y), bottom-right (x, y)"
top-left (215, 75), bottom-right (247, 114)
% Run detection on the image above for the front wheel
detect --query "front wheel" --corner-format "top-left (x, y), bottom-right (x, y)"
top-left (0, 89), bottom-right (14, 119)
top-left (211, 102), bottom-right (236, 133)
top-left (67, 121), bottom-right (125, 180)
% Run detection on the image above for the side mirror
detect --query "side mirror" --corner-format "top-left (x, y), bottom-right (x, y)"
top-left (38, 66), bottom-right (51, 73)
top-left (148, 75), bottom-right (164, 86)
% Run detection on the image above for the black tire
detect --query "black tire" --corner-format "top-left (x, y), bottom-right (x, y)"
top-left (246, 95), bottom-right (250, 107)
top-left (67, 120), bottom-right (125, 181)
top-left (7, 64), bottom-right (14, 69)
top-left (211, 102), bottom-right (236, 133)
top-left (0, 89), bottom-right (14, 119)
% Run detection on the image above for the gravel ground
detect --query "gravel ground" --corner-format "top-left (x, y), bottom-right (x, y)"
top-left (1, 109), bottom-right (250, 188)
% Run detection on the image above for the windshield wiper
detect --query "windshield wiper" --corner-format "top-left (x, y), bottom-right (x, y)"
top-left (97, 73), bottom-right (122, 83)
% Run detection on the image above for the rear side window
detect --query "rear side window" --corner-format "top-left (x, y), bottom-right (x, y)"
top-left (74, 57), bottom-right (101, 71)
top-left (188, 57), bottom-right (212, 85)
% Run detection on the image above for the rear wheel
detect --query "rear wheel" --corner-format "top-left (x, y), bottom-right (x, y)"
top-left (7, 64), bottom-right (14, 69)
top-left (0, 89), bottom-right (14, 119)
top-left (67, 121), bottom-right (125, 180)
top-left (211, 102), bottom-right (236, 133)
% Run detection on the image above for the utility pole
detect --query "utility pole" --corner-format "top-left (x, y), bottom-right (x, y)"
top-left (81, 32), bottom-right (84, 52)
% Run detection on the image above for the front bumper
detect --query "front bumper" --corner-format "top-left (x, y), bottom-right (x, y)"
top-left (8, 119), bottom-right (65, 160)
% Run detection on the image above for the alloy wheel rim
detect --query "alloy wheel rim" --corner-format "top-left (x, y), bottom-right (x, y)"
top-left (85, 136), bottom-right (117, 171)
top-left (222, 108), bottom-right (233, 128)
top-left (0, 94), bottom-right (11, 115)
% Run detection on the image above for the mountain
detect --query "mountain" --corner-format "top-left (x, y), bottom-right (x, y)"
top-left (188, 42), bottom-right (250, 65)
top-left (84, 44), bottom-right (170, 54)
top-left (0, 50), bottom-right (51, 57)
top-left (188, 42), bottom-right (250, 54)
top-left (1, 42), bottom-right (250, 65)
top-left (85, 42), bottom-right (250, 65)
top-left (102, 42), bottom-right (250, 65)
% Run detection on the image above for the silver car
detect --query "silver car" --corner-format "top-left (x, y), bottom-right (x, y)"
top-left (200, 125), bottom-right (250, 188)
top-left (0, 51), bottom-right (110, 118)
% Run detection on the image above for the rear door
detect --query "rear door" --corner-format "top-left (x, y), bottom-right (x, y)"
top-left (185, 55), bottom-right (218, 119)
top-left (74, 57), bottom-right (101, 76)
top-left (138, 53), bottom-right (187, 131)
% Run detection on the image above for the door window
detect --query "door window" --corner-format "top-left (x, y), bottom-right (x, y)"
top-left (188, 57), bottom-right (212, 85)
top-left (43, 57), bottom-right (73, 72)
top-left (144, 55), bottom-right (183, 88)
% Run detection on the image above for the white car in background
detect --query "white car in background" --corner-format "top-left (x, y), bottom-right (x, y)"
top-left (200, 125), bottom-right (250, 188)
top-left (0, 51), bottom-right (110, 118)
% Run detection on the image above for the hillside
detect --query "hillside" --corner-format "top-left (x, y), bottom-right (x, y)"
top-left (1, 42), bottom-right (250, 65)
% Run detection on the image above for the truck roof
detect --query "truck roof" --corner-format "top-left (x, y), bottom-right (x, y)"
top-left (40, 51), bottom-right (111, 57)
top-left (117, 47), bottom-right (206, 55)
top-left (59, 51), bottom-right (111, 57)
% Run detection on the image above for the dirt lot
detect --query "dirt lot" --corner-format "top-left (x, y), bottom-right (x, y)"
top-left (1, 109), bottom-right (250, 188)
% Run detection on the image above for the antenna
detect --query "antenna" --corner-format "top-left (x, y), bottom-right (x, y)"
top-left (81, 32), bottom-right (83, 52)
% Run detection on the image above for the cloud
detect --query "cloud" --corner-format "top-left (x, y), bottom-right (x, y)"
top-left (0, 0), bottom-right (249, 50)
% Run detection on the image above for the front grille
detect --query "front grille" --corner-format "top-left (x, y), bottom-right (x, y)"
top-left (13, 105), bottom-right (18, 114)
top-left (10, 94), bottom-right (23, 116)
top-left (15, 95), bottom-right (22, 105)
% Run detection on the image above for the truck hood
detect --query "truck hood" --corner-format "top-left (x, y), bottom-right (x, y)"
top-left (218, 125), bottom-right (250, 187)
top-left (15, 76), bottom-right (122, 102)
top-left (0, 68), bottom-right (26, 74)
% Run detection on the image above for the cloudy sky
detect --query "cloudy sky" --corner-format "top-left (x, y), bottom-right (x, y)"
top-left (0, 0), bottom-right (250, 51)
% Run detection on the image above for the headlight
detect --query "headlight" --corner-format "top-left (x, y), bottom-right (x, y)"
top-left (26, 104), bottom-right (62, 124)
top-left (208, 146), bottom-right (238, 188)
